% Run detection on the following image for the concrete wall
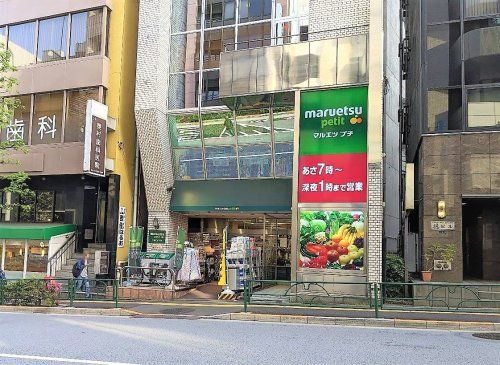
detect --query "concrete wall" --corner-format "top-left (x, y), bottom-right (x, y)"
top-left (419, 132), bottom-right (500, 282)
top-left (383, 0), bottom-right (402, 254)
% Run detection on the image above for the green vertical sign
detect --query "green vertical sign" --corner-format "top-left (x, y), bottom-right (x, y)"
top-left (174, 227), bottom-right (186, 271)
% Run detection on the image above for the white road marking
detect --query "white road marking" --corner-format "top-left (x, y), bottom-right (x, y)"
top-left (0, 353), bottom-right (140, 365)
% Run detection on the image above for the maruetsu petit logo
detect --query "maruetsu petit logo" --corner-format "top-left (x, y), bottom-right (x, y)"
top-left (304, 106), bottom-right (364, 128)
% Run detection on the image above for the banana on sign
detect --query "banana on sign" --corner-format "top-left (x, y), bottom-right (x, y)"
top-left (299, 210), bottom-right (364, 271)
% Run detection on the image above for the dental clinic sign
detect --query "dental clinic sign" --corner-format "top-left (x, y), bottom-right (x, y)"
top-left (84, 100), bottom-right (108, 177)
top-left (298, 87), bottom-right (368, 203)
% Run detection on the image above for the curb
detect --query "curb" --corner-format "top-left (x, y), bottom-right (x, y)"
top-left (212, 312), bottom-right (500, 332)
top-left (0, 305), bottom-right (126, 316)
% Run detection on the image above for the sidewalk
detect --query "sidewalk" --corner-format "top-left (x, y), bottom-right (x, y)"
top-left (1, 300), bottom-right (499, 332)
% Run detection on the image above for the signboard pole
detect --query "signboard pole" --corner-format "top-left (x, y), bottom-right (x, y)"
top-left (218, 226), bottom-right (228, 286)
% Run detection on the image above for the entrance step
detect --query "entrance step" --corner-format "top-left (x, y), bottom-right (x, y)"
top-left (117, 286), bottom-right (186, 301)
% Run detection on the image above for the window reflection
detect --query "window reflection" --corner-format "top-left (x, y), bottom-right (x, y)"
top-left (337, 34), bottom-right (367, 85)
top-left (169, 114), bottom-right (202, 148)
top-left (273, 107), bottom-right (294, 142)
top-left (427, 89), bottom-right (462, 131)
top-left (65, 88), bottom-right (99, 142)
top-left (4, 241), bottom-right (25, 272)
top-left (174, 148), bottom-right (204, 180)
top-left (236, 109), bottom-right (271, 144)
top-left (27, 240), bottom-right (48, 274)
top-left (205, 145), bottom-right (238, 178)
top-left (70, 10), bottom-right (103, 59)
top-left (37, 16), bottom-right (68, 63)
top-left (32, 92), bottom-right (63, 144)
top-left (8, 22), bottom-right (36, 67)
top-left (275, 142), bottom-right (293, 177)
top-left (468, 87), bottom-right (500, 128)
top-left (239, 144), bottom-right (272, 178)
top-left (169, 73), bottom-right (199, 109)
top-left (2, 95), bottom-right (31, 144)
top-left (202, 111), bottom-right (236, 145)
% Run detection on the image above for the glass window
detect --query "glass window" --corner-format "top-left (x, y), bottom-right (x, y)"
top-left (54, 191), bottom-right (65, 223)
top-left (224, 0), bottom-right (236, 25)
top-left (206, 0), bottom-right (224, 28)
top-left (202, 70), bottom-right (221, 106)
top-left (427, 89), bottom-right (462, 131)
top-left (8, 22), bottom-right (36, 67)
top-left (0, 26), bottom-right (6, 45)
top-left (168, 72), bottom-right (199, 109)
top-left (465, 0), bottom-right (500, 18)
top-left (35, 191), bottom-right (54, 222)
top-left (171, 0), bottom-right (201, 33)
top-left (169, 114), bottom-right (202, 148)
top-left (337, 35), bottom-right (367, 84)
top-left (27, 240), bottom-right (48, 274)
top-left (170, 32), bottom-right (200, 73)
top-left (2, 95), bottom-right (31, 144)
top-left (203, 29), bottom-right (222, 69)
top-left (427, 23), bottom-right (461, 87)
top-left (4, 240), bottom-right (25, 272)
top-left (273, 106), bottom-right (294, 142)
top-left (19, 193), bottom-right (35, 222)
top-left (309, 39), bottom-right (337, 87)
top-left (274, 142), bottom-right (293, 177)
top-left (237, 22), bottom-right (271, 49)
top-left (70, 9), bottom-right (103, 58)
top-left (239, 0), bottom-right (272, 22)
top-left (222, 26), bottom-right (236, 51)
top-left (467, 87), bottom-right (500, 128)
top-left (32, 92), bottom-right (63, 144)
top-left (238, 144), bottom-right (272, 178)
top-left (174, 148), bottom-right (204, 180)
top-left (205, 145), bottom-right (238, 178)
top-left (426, 0), bottom-right (461, 23)
top-left (464, 17), bottom-right (500, 84)
top-left (37, 15), bottom-right (68, 63)
top-left (1, 192), bottom-right (19, 222)
top-left (202, 111), bottom-right (236, 145)
top-left (236, 109), bottom-right (271, 144)
top-left (65, 88), bottom-right (99, 142)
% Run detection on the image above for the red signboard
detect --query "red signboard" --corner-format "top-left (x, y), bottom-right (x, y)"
top-left (298, 153), bottom-right (367, 203)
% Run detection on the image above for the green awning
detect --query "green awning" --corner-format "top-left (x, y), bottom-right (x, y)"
top-left (0, 223), bottom-right (77, 240)
top-left (171, 179), bottom-right (292, 213)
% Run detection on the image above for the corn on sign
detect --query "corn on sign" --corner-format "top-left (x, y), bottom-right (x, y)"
top-left (298, 86), bottom-right (368, 203)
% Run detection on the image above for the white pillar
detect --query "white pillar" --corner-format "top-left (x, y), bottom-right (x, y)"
top-left (23, 240), bottom-right (28, 279)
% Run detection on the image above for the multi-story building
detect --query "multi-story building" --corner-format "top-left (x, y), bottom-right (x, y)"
top-left (404, 0), bottom-right (500, 281)
top-left (0, 0), bottom-right (139, 278)
top-left (135, 0), bottom-right (402, 286)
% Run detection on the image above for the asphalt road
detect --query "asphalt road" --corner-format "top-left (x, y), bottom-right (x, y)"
top-left (0, 313), bottom-right (499, 365)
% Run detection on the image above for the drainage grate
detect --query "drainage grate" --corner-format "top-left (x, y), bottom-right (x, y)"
top-left (472, 333), bottom-right (500, 341)
top-left (160, 307), bottom-right (194, 315)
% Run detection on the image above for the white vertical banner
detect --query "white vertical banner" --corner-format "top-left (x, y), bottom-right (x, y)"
top-left (117, 206), bottom-right (126, 248)
top-left (84, 100), bottom-right (108, 177)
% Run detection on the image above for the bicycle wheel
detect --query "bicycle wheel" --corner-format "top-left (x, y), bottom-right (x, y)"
top-left (155, 269), bottom-right (172, 287)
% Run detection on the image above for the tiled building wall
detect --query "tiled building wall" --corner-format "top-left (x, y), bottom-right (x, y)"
top-left (135, 0), bottom-right (188, 245)
top-left (309, 0), bottom-right (370, 39)
top-left (420, 133), bottom-right (500, 282)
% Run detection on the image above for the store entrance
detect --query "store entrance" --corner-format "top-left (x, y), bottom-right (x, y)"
top-left (182, 214), bottom-right (292, 299)
top-left (463, 198), bottom-right (500, 280)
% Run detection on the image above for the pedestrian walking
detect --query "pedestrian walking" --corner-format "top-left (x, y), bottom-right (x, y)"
top-left (72, 254), bottom-right (91, 298)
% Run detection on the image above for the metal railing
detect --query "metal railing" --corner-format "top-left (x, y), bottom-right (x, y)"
top-left (380, 282), bottom-right (500, 313)
top-left (243, 279), bottom-right (375, 311)
top-left (47, 232), bottom-right (77, 277)
top-left (0, 278), bottom-right (119, 308)
top-left (243, 280), bottom-right (500, 315)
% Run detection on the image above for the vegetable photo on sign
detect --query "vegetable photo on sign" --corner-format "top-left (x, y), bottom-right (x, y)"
top-left (299, 210), bottom-right (364, 270)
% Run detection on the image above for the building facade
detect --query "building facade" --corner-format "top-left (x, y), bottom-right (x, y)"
top-left (135, 0), bottom-right (402, 284)
top-left (0, 0), bottom-right (139, 276)
top-left (404, 0), bottom-right (500, 281)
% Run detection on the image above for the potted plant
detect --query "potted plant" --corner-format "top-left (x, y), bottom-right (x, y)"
top-left (422, 244), bottom-right (456, 282)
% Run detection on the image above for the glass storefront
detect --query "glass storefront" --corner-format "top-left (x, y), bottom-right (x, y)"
top-left (2, 239), bottom-right (48, 278)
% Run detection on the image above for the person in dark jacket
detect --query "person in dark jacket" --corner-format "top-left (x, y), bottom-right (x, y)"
top-left (74, 253), bottom-right (90, 298)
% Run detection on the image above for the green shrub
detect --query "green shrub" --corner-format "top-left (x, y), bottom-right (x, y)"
top-left (1, 279), bottom-right (59, 307)
top-left (385, 254), bottom-right (406, 298)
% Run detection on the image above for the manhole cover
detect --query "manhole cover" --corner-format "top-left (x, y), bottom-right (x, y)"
top-left (472, 333), bottom-right (500, 340)
top-left (160, 307), bottom-right (194, 315)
